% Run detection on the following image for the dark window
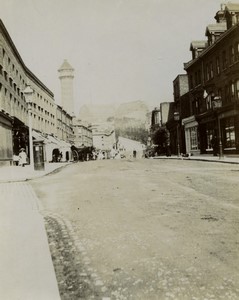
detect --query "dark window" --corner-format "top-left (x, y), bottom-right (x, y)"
top-left (224, 85), bottom-right (230, 103)
top-left (235, 79), bottom-right (239, 99)
top-left (4, 71), bottom-right (8, 81)
top-left (210, 62), bottom-right (213, 79)
top-left (230, 45), bottom-right (235, 64)
top-left (235, 42), bottom-right (239, 61)
top-left (216, 57), bottom-right (220, 74)
top-left (231, 81), bottom-right (235, 100)
top-left (198, 70), bottom-right (201, 84)
top-left (222, 50), bottom-right (227, 69)
top-left (224, 117), bottom-right (236, 148)
top-left (206, 64), bottom-right (210, 81)
top-left (190, 75), bottom-right (193, 89)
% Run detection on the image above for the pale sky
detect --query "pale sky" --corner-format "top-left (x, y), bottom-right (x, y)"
top-left (1, 0), bottom-right (228, 114)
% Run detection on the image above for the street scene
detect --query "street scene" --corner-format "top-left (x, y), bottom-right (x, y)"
top-left (29, 158), bottom-right (239, 300)
top-left (1, 1), bottom-right (239, 299)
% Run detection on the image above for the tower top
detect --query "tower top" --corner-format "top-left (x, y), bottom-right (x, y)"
top-left (58, 59), bottom-right (74, 72)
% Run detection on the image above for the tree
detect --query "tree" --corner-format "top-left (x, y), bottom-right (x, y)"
top-left (152, 126), bottom-right (170, 156)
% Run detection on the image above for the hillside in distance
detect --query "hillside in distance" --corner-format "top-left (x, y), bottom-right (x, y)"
top-left (78, 100), bottom-right (150, 144)
top-left (78, 100), bottom-right (150, 125)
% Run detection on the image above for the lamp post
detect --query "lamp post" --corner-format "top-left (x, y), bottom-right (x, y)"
top-left (174, 112), bottom-right (180, 157)
top-left (23, 85), bottom-right (34, 168)
top-left (212, 96), bottom-right (223, 159)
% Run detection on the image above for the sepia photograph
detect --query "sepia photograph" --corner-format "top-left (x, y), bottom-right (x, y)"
top-left (0, 0), bottom-right (239, 299)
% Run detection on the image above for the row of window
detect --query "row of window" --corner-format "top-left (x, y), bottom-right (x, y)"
top-left (2, 48), bottom-right (26, 88)
top-left (191, 79), bottom-right (239, 115)
top-left (35, 91), bottom-right (55, 109)
top-left (57, 121), bottom-right (72, 131)
top-left (30, 113), bottom-right (55, 127)
top-left (0, 42), bottom-right (72, 140)
top-left (1, 54), bottom-right (55, 112)
top-left (189, 41), bottom-right (239, 89)
top-left (0, 66), bottom-right (25, 100)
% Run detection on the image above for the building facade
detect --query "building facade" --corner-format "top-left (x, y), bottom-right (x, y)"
top-left (56, 105), bottom-right (73, 142)
top-left (172, 3), bottom-right (239, 156)
top-left (0, 19), bottom-right (74, 165)
top-left (149, 3), bottom-right (239, 157)
top-left (90, 123), bottom-right (116, 157)
top-left (73, 119), bottom-right (93, 148)
top-left (167, 75), bottom-right (191, 155)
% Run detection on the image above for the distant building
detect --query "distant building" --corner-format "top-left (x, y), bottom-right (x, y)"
top-left (73, 119), bottom-right (93, 148)
top-left (90, 122), bottom-right (116, 157)
top-left (151, 102), bottom-right (174, 130)
top-left (117, 136), bottom-right (146, 158)
top-left (56, 105), bottom-right (74, 142)
top-left (166, 74), bottom-right (190, 154)
top-left (58, 59), bottom-right (74, 116)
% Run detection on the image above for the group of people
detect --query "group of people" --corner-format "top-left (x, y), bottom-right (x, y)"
top-left (13, 148), bottom-right (28, 167)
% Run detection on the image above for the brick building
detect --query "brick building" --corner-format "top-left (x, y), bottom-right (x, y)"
top-left (181, 3), bottom-right (239, 155)
top-left (167, 75), bottom-right (191, 154)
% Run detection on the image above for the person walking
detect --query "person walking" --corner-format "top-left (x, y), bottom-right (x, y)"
top-left (211, 135), bottom-right (219, 156)
top-left (18, 148), bottom-right (27, 167)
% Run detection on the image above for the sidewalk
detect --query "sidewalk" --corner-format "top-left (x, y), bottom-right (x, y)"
top-left (0, 162), bottom-right (70, 183)
top-left (0, 162), bottom-right (70, 300)
top-left (152, 154), bottom-right (239, 164)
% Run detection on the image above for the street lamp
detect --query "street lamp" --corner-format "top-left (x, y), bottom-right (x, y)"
top-left (174, 111), bottom-right (180, 157)
top-left (23, 85), bottom-right (34, 168)
top-left (212, 96), bottom-right (223, 159)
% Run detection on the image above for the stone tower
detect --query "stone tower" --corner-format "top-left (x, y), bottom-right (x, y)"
top-left (58, 59), bottom-right (74, 115)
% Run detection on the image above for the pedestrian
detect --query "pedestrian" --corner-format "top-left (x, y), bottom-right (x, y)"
top-left (211, 135), bottom-right (218, 156)
top-left (98, 151), bottom-right (104, 160)
top-left (18, 148), bottom-right (27, 167)
top-left (13, 153), bottom-right (20, 166)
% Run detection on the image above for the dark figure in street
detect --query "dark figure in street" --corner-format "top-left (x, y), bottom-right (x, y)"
top-left (211, 135), bottom-right (219, 156)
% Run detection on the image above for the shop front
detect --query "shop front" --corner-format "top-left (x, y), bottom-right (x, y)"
top-left (197, 113), bottom-right (216, 155)
top-left (0, 112), bottom-right (13, 166)
top-left (182, 115), bottom-right (200, 156)
top-left (220, 110), bottom-right (239, 155)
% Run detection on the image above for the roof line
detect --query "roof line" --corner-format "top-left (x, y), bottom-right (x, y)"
top-left (184, 23), bottom-right (239, 70)
top-left (0, 19), bottom-right (54, 98)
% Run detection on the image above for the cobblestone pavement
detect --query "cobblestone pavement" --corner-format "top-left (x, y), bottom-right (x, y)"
top-left (31, 159), bottom-right (239, 300)
top-left (44, 213), bottom-right (108, 299)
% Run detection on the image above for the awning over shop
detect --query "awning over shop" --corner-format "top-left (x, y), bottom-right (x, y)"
top-left (32, 130), bottom-right (47, 142)
top-left (45, 134), bottom-right (60, 145)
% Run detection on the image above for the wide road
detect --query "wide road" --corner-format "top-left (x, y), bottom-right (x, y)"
top-left (31, 158), bottom-right (239, 300)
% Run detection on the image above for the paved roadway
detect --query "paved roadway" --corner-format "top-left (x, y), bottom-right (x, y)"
top-left (31, 158), bottom-right (239, 300)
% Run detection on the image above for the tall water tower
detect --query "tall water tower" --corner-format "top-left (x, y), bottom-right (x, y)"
top-left (58, 59), bottom-right (74, 115)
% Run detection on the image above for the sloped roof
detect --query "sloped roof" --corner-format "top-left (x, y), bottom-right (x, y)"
top-left (190, 40), bottom-right (208, 50)
top-left (205, 23), bottom-right (227, 35)
top-left (32, 130), bottom-right (47, 142)
top-left (58, 59), bottom-right (74, 71)
top-left (226, 3), bottom-right (239, 12)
